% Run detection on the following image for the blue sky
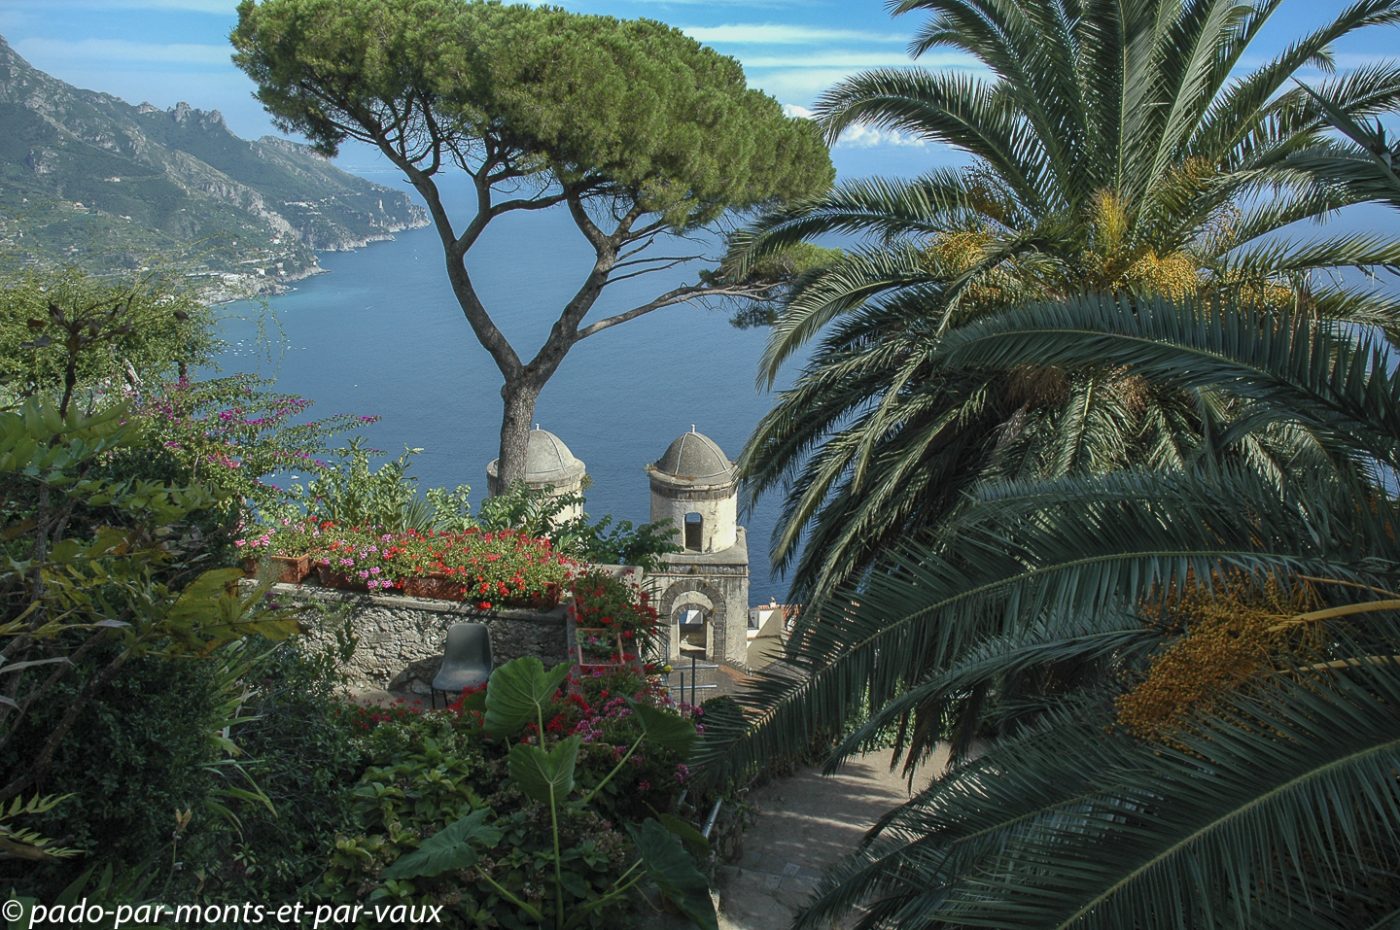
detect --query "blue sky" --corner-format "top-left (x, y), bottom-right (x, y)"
top-left (0, 0), bottom-right (1396, 179)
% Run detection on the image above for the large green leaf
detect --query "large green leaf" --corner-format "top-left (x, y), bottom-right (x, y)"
top-left (381, 809), bottom-right (502, 880)
top-left (656, 812), bottom-right (710, 857)
top-left (628, 818), bottom-right (717, 930)
top-left (484, 656), bottom-right (571, 737)
top-left (631, 701), bottom-right (697, 756)
top-left (508, 736), bottom-right (580, 806)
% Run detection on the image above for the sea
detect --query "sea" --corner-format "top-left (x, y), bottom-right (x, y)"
top-left (211, 159), bottom-right (1400, 604)
top-left (212, 175), bottom-right (801, 601)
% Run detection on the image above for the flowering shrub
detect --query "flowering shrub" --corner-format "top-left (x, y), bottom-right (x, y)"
top-left (234, 517), bottom-right (331, 558)
top-left (335, 697), bottom-right (426, 733)
top-left (322, 657), bottom-right (704, 930)
top-left (248, 522), bottom-right (577, 602)
top-left (133, 374), bottom-right (371, 515)
top-left (386, 527), bottom-right (576, 608)
top-left (569, 570), bottom-right (661, 663)
top-left (305, 523), bottom-right (403, 591)
top-left (297, 439), bottom-right (474, 533)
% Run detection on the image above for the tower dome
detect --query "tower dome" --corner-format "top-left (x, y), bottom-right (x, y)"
top-left (650, 429), bottom-right (735, 485)
top-left (647, 428), bottom-right (738, 555)
top-left (521, 428), bottom-right (584, 483)
top-left (486, 427), bottom-right (586, 521)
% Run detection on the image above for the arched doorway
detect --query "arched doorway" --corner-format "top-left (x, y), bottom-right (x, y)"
top-left (659, 581), bottom-right (728, 662)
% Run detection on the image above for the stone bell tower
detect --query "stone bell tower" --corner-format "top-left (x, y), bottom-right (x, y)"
top-left (644, 428), bottom-right (750, 667)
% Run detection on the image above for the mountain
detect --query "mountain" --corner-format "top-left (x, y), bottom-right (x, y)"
top-left (0, 34), bottom-right (427, 299)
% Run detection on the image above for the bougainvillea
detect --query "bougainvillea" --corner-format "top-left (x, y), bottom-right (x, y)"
top-left (132, 374), bottom-right (371, 515)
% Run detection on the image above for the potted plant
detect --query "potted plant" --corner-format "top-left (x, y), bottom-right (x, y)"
top-left (574, 627), bottom-right (626, 667)
top-left (311, 524), bottom-right (401, 592)
top-left (389, 528), bottom-right (576, 608)
top-left (235, 518), bottom-right (325, 583)
top-left (568, 570), bottom-right (658, 671)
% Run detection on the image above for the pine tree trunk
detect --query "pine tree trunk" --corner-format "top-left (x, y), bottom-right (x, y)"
top-left (494, 377), bottom-right (541, 491)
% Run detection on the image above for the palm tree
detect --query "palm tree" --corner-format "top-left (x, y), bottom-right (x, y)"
top-left (737, 0), bottom-right (1400, 604)
top-left (700, 292), bottom-right (1400, 927)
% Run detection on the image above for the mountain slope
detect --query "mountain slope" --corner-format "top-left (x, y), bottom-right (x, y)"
top-left (0, 34), bottom-right (426, 296)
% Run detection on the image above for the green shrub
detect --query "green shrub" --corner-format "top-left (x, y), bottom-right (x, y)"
top-left (320, 712), bottom-right (496, 927)
top-left (482, 481), bottom-right (679, 571)
top-left (204, 641), bottom-right (365, 901)
top-left (2, 652), bottom-right (230, 899)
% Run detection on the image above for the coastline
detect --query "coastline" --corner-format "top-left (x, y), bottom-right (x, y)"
top-left (199, 218), bottom-right (428, 305)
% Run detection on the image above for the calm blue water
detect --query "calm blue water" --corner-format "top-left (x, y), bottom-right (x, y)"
top-left (212, 177), bottom-right (797, 600)
top-left (211, 164), bottom-right (1400, 606)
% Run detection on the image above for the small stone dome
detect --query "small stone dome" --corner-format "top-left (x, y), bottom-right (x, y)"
top-left (488, 428), bottom-right (585, 484)
top-left (650, 430), bottom-right (734, 485)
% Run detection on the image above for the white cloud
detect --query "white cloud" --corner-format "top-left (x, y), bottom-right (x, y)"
top-left (13, 37), bottom-right (231, 67)
top-left (682, 23), bottom-right (908, 45)
top-left (748, 67), bottom-right (865, 102)
top-left (744, 50), bottom-right (976, 69)
top-left (783, 103), bottom-right (927, 150)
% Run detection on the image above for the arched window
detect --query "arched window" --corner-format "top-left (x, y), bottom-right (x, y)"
top-left (684, 511), bottom-right (703, 551)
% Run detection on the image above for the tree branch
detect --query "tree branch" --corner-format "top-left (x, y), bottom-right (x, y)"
top-left (606, 258), bottom-right (705, 285)
top-left (493, 191), bottom-right (572, 215)
top-left (618, 218), bottom-right (671, 245)
top-left (577, 282), bottom-right (778, 340)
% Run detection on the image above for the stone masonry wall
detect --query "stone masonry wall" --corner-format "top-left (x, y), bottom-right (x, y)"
top-left (265, 583), bottom-right (569, 695)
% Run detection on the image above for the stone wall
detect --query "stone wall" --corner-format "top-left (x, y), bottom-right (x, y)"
top-left (265, 583), bottom-right (569, 695)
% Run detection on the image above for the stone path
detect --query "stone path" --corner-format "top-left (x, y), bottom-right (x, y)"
top-left (714, 748), bottom-right (945, 930)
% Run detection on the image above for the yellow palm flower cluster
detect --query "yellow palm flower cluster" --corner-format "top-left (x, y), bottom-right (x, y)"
top-left (920, 229), bottom-right (1025, 310)
top-left (1116, 571), bottom-right (1319, 747)
top-left (1120, 250), bottom-right (1200, 299)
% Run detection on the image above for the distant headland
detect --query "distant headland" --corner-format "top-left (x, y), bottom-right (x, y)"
top-left (0, 34), bottom-right (427, 300)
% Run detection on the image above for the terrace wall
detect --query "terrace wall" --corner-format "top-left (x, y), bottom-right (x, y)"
top-left (264, 583), bottom-right (569, 695)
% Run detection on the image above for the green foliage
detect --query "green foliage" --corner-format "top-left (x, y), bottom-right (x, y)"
top-left (383, 657), bottom-right (712, 929)
top-left (734, 0), bottom-right (1400, 603)
top-left (703, 292), bottom-right (1400, 928)
top-left (0, 795), bottom-right (79, 864)
top-left (508, 737), bottom-right (581, 806)
top-left (204, 640), bottom-right (363, 901)
top-left (232, 0), bottom-right (831, 226)
top-left (628, 702), bottom-right (697, 757)
top-left (626, 820), bottom-right (716, 930)
top-left (482, 481), bottom-right (678, 571)
top-left (380, 809), bottom-right (501, 881)
top-left (130, 374), bottom-right (373, 525)
top-left (2, 651), bottom-right (239, 896)
top-left (321, 712), bottom-right (495, 926)
top-left (0, 395), bottom-right (298, 893)
top-left (0, 268), bottom-right (213, 406)
top-left (293, 439), bottom-right (473, 533)
top-left (569, 570), bottom-right (662, 661)
top-left (484, 658), bottom-right (573, 737)
top-left (713, 241), bottom-right (845, 328)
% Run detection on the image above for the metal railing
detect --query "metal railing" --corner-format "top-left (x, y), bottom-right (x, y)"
top-left (664, 654), bottom-right (719, 707)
